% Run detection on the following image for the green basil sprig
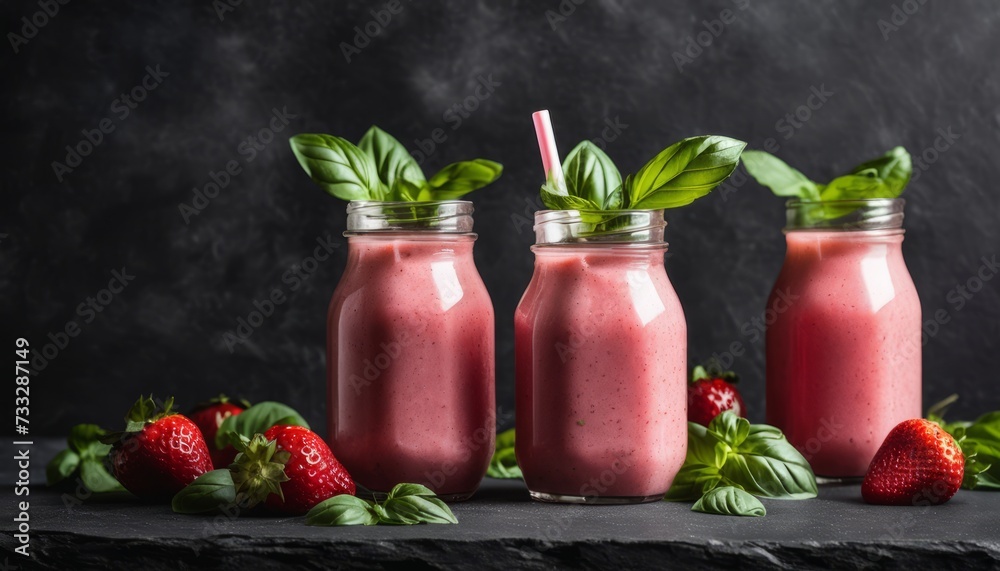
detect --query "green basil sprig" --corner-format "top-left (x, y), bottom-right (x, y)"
top-left (742, 146), bottom-right (912, 204)
top-left (927, 395), bottom-right (1000, 490)
top-left (215, 401), bottom-right (309, 449)
top-left (307, 483), bottom-right (457, 526)
top-left (691, 486), bottom-right (766, 517)
top-left (666, 411), bottom-right (817, 515)
top-left (46, 424), bottom-right (126, 493)
top-left (486, 428), bottom-right (522, 479)
top-left (290, 126), bottom-right (502, 202)
top-left (540, 136), bottom-right (746, 211)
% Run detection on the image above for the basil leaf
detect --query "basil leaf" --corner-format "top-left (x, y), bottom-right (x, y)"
top-left (562, 141), bottom-right (622, 209)
top-left (707, 411), bottom-right (750, 447)
top-left (387, 483), bottom-right (437, 499)
top-left (381, 495), bottom-right (458, 525)
top-left (741, 150), bottom-right (821, 201)
top-left (686, 422), bottom-right (728, 469)
top-left (289, 134), bottom-right (381, 201)
top-left (358, 125), bottom-right (425, 193)
top-left (965, 411), bottom-right (1000, 442)
top-left (80, 458), bottom-right (126, 493)
top-left (216, 402), bottom-right (310, 449)
top-left (540, 185), bottom-right (601, 211)
top-left (663, 464), bottom-right (723, 501)
top-left (692, 486), bottom-right (766, 517)
top-left (721, 424), bottom-right (818, 499)
top-left (819, 172), bottom-right (894, 202)
top-left (172, 469), bottom-right (237, 514)
top-left (388, 177), bottom-right (421, 202)
top-left (307, 495), bottom-right (380, 526)
top-left (847, 146), bottom-right (911, 195)
top-left (68, 424), bottom-right (109, 456)
top-left (423, 159), bottom-right (503, 199)
top-left (487, 428), bottom-right (522, 479)
top-left (46, 449), bottom-right (80, 486)
top-left (628, 136), bottom-right (746, 209)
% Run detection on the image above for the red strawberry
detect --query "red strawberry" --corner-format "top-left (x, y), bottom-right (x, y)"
top-left (188, 395), bottom-right (251, 469)
top-left (687, 365), bottom-right (746, 426)
top-left (106, 396), bottom-right (213, 498)
top-left (230, 425), bottom-right (355, 515)
top-left (862, 418), bottom-right (964, 506)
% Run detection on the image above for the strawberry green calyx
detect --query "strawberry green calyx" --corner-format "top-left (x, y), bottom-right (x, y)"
top-left (230, 434), bottom-right (291, 508)
top-left (690, 365), bottom-right (738, 384)
top-left (123, 395), bottom-right (177, 432)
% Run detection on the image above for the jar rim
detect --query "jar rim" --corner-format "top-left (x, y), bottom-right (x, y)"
top-left (784, 198), bottom-right (905, 231)
top-left (346, 200), bottom-right (475, 235)
top-left (533, 209), bottom-right (667, 245)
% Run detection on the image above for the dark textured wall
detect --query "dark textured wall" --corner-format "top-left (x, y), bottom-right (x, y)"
top-left (4, 0), bottom-right (999, 435)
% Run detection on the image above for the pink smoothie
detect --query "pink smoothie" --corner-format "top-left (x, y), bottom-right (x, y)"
top-left (766, 230), bottom-right (922, 477)
top-left (327, 236), bottom-right (495, 500)
top-left (515, 247), bottom-right (688, 502)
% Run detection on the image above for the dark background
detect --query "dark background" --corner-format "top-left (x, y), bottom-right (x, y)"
top-left (4, 0), bottom-right (998, 436)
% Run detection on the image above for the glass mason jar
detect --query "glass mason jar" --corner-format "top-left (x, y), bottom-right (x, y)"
top-left (515, 210), bottom-right (688, 504)
top-left (766, 199), bottom-right (922, 479)
top-left (327, 201), bottom-right (495, 501)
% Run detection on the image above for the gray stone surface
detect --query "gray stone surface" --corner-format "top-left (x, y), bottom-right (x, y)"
top-left (2, 440), bottom-right (999, 569)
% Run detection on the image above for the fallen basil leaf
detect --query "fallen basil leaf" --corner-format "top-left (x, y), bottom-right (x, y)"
top-left (80, 458), bottom-right (126, 493)
top-left (387, 482), bottom-right (437, 499)
top-left (306, 495), bottom-right (379, 526)
top-left (381, 495), bottom-right (457, 525)
top-left (172, 469), bottom-right (237, 514)
top-left (692, 486), bottom-right (766, 517)
top-left (46, 449), bottom-right (80, 486)
top-left (722, 423), bottom-right (818, 499)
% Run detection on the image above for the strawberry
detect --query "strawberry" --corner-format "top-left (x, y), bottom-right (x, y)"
top-left (188, 395), bottom-right (251, 469)
top-left (231, 425), bottom-right (355, 515)
top-left (687, 365), bottom-right (746, 426)
top-left (862, 418), bottom-right (965, 506)
top-left (106, 396), bottom-right (213, 498)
